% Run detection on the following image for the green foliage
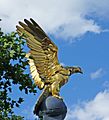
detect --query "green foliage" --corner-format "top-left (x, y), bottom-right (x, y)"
top-left (0, 29), bottom-right (37, 119)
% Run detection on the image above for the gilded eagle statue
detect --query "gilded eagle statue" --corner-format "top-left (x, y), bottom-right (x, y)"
top-left (16, 18), bottom-right (83, 113)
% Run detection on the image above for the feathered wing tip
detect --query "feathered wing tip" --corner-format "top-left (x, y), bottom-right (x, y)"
top-left (25, 53), bottom-right (45, 90)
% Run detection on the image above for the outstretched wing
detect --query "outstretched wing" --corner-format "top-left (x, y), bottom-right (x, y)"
top-left (16, 18), bottom-right (61, 87)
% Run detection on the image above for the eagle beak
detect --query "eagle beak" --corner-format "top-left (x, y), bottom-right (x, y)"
top-left (78, 67), bottom-right (83, 74)
top-left (76, 67), bottom-right (83, 74)
top-left (79, 70), bottom-right (83, 74)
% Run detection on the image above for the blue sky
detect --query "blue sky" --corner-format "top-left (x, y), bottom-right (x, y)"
top-left (0, 0), bottom-right (109, 120)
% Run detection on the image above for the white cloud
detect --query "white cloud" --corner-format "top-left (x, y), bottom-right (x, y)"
top-left (0, 0), bottom-right (109, 39)
top-left (86, 0), bottom-right (109, 19)
top-left (90, 68), bottom-right (104, 80)
top-left (103, 81), bottom-right (109, 89)
top-left (65, 90), bottom-right (109, 120)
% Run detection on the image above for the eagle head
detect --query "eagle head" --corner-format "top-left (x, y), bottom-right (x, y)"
top-left (69, 66), bottom-right (83, 75)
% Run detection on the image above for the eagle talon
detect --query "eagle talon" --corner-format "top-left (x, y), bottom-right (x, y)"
top-left (52, 95), bottom-right (63, 100)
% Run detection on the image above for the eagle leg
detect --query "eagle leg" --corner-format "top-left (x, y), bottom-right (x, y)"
top-left (51, 82), bottom-right (62, 99)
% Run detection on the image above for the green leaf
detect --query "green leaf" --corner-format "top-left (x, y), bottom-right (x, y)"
top-left (10, 50), bottom-right (16, 58)
top-left (16, 103), bottom-right (19, 107)
top-left (18, 98), bottom-right (24, 104)
top-left (8, 88), bottom-right (12, 93)
top-left (8, 98), bottom-right (11, 101)
top-left (19, 86), bottom-right (23, 91)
